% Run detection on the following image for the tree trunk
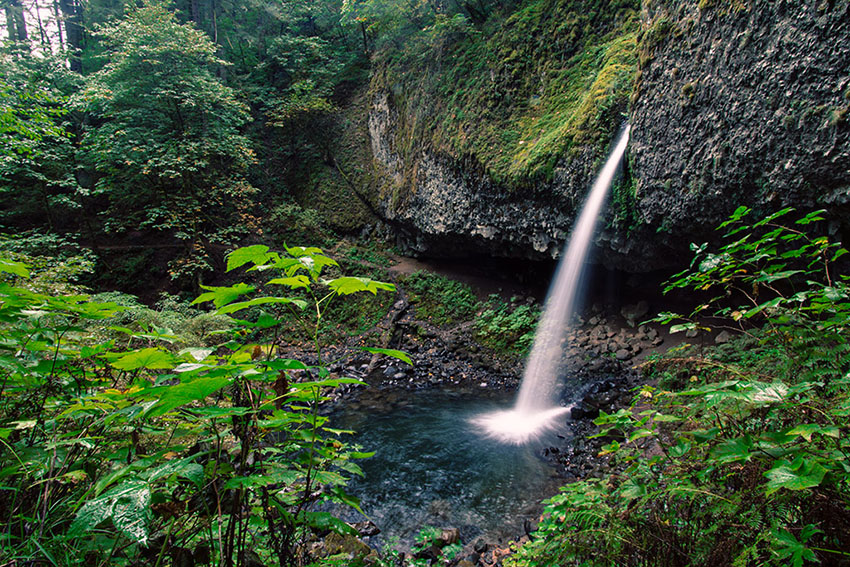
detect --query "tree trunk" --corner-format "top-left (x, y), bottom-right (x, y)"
top-left (52, 0), bottom-right (63, 48)
top-left (190, 0), bottom-right (200, 24)
top-left (5, 5), bottom-right (16, 41)
top-left (33, 0), bottom-right (51, 50)
top-left (58, 0), bottom-right (82, 72)
top-left (360, 21), bottom-right (368, 54)
top-left (7, 0), bottom-right (28, 44)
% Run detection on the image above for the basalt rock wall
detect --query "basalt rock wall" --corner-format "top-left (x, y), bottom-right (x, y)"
top-left (368, 92), bottom-right (603, 260)
top-left (624, 0), bottom-right (850, 267)
top-left (366, 0), bottom-right (850, 270)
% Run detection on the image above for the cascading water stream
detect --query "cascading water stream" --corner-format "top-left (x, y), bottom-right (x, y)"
top-left (473, 125), bottom-right (631, 444)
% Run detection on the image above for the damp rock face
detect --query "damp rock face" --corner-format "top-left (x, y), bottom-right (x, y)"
top-left (368, 92), bottom-right (600, 260)
top-left (365, 0), bottom-right (850, 271)
top-left (622, 0), bottom-right (850, 269)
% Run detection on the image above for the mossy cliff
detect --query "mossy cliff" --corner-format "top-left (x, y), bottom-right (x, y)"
top-left (357, 0), bottom-right (850, 268)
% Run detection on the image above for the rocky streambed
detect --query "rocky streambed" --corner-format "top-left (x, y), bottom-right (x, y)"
top-left (279, 292), bottom-right (699, 566)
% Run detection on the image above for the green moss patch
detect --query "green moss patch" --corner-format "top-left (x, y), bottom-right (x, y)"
top-left (374, 0), bottom-right (640, 189)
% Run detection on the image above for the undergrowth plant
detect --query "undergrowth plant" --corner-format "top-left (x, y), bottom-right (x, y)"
top-left (400, 271), bottom-right (478, 326)
top-left (474, 295), bottom-right (540, 355)
top-left (0, 244), bottom-right (402, 567)
top-left (507, 207), bottom-right (850, 567)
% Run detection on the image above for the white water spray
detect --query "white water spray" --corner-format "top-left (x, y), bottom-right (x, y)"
top-left (474, 125), bottom-right (631, 444)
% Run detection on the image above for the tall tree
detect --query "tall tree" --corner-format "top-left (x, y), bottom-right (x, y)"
top-left (58, 0), bottom-right (82, 71)
top-left (0, 53), bottom-right (81, 230)
top-left (2, 0), bottom-right (29, 45)
top-left (77, 0), bottom-right (257, 247)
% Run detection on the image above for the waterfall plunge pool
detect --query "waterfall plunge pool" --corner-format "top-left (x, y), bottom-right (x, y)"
top-left (328, 388), bottom-right (569, 547)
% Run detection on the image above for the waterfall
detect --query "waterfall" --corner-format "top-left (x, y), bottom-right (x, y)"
top-left (473, 125), bottom-right (631, 444)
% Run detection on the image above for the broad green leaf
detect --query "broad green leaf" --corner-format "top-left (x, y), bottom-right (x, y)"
top-left (178, 347), bottom-right (214, 362)
top-left (267, 275), bottom-right (310, 289)
top-left (755, 206), bottom-right (794, 227)
top-left (226, 245), bottom-right (271, 272)
top-left (326, 276), bottom-right (395, 296)
top-left (223, 469), bottom-right (301, 490)
top-left (292, 377), bottom-right (364, 389)
top-left (651, 413), bottom-right (682, 423)
top-left (795, 209), bottom-right (827, 225)
top-left (772, 527), bottom-right (820, 567)
top-left (764, 457), bottom-right (828, 495)
top-left (110, 348), bottom-right (176, 371)
top-left (0, 259), bottom-right (30, 277)
top-left (192, 283), bottom-right (255, 308)
top-left (348, 451), bottom-right (376, 459)
top-left (145, 376), bottom-right (232, 418)
top-left (284, 251), bottom-right (338, 278)
top-left (217, 296), bottom-right (307, 315)
top-left (285, 245), bottom-right (325, 256)
top-left (755, 270), bottom-right (803, 283)
top-left (146, 455), bottom-right (205, 488)
top-left (361, 347), bottom-right (413, 366)
top-left (743, 382), bottom-right (790, 404)
top-left (744, 297), bottom-right (783, 318)
top-left (619, 478), bottom-right (647, 501)
top-left (70, 480), bottom-right (151, 544)
top-left (255, 312), bottom-right (281, 328)
top-left (627, 429), bottom-right (654, 443)
top-left (710, 436), bottom-right (753, 464)
top-left (304, 511), bottom-right (358, 536)
top-left (786, 424), bottom-right (841, 442)
top-left (719, 206), bottom-right (750, 228)
top-left (184, 406), bottom-right (256, 418)
top-left (670, 322), bottom-right (697, 334)
top-left (330, 486), bottom-right (364, 511)
top-left (669, 441), bottom-right (691, 458)
top-left (313, 470), bottom-right (347, 486)
top-left (173, 362), bottom-right (207, 373)
top-left (262, 359), bottom-right (310, 371)
top-left (598, 441), bottom-right (620, 456)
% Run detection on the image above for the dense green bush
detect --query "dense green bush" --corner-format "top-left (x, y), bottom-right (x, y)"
top-left (507, 207), bottom-right (850, 566)
top-left (400, 271), bottom-right (478, 325)
top-left (474, 295), bottom-right (540, 355)
top-left (0, 245), bottom-right (401, 566)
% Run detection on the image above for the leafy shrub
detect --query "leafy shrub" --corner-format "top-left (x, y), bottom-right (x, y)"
top-left (90, 291), bottom-right (233, 346)
top-left (400, 270), bottom-right (478, 325)
top-left (507, 207), bottom-right (850, 567)
top-left (0, 232), bottom-right (95, 293)
top-left (267, 202), bottom-right (333, 248)
top-left (474, 294), bottom-right (540, 355)
top-left (0, 245), bottom-right (400, 566)
top-left (344, 243), bottom-right (394, 268)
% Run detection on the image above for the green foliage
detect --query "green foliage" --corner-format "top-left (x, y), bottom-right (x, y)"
top-left (373, 0), bottom-right (639, 189)
top-left (266, 35), bottom-right (344, 129)
top-left (610, 165), bottom-right (640, 232)
top-left (400, 270), bottom-right (478, 325)
top-left (0, 232), bottom-right (96, 293)
top-left (266, 202), bottom-right (335, 249)
top-left (474, 294), bottom-right (540, 355)
top-left (0, 244), bottom-right (396, 566)
top-left (0, 53), bottom-right (82, 230)
top-left (0, 53), bottom-right (70, 158)
top-left (508, 208), bottom-right (850, 567)
top-left (397, 526), bottom-right (463, 567)
top-left (77, 0), bottom-right (258, 244)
